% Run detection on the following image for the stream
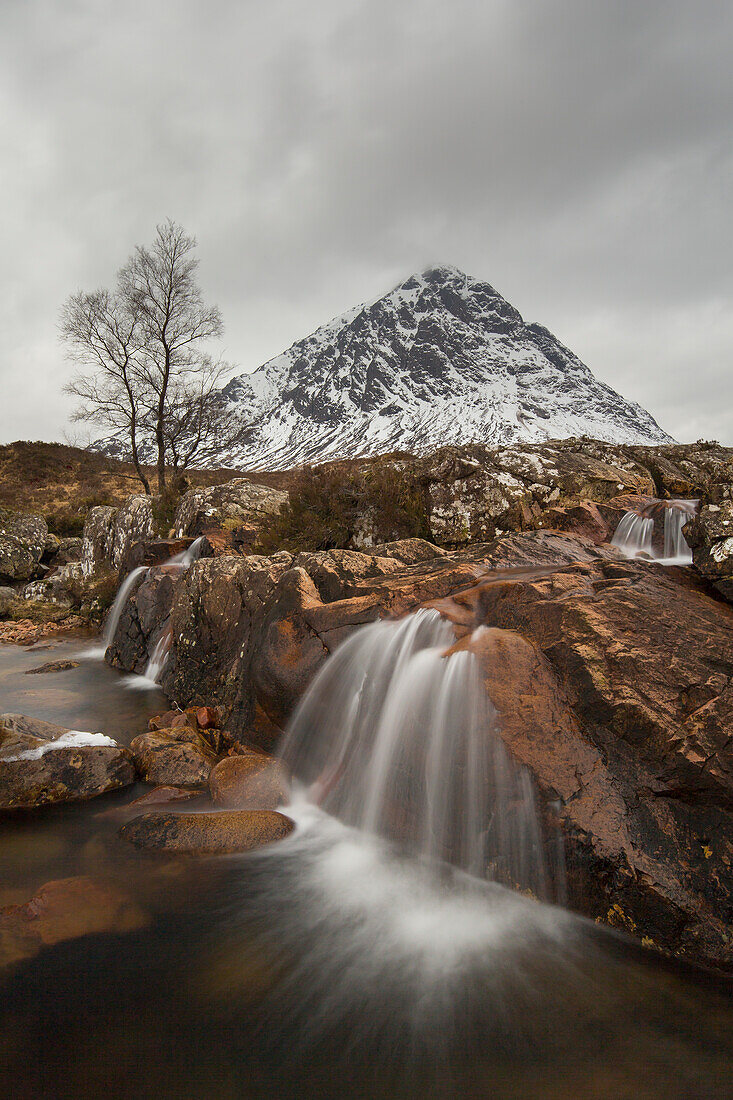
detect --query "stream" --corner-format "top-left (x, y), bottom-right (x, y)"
top-left (0, 636), bottom-right (731, 1099)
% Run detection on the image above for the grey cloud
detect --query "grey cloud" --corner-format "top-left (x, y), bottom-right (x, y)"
top-left (1, 0), bottom-right (731, 445)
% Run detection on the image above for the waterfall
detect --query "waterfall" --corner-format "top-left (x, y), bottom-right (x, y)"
top-left (611, 513), bottom-right (654, 558)
top-left (612, 499), bottom-right (696, 564)
top-left (82, 537), bottom-right (204, 684)
top-left (280, 609), bottom-right (562, 899)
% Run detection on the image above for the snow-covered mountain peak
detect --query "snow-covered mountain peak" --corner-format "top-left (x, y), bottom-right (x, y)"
top-left (211, 265), bottom-right (672, 469)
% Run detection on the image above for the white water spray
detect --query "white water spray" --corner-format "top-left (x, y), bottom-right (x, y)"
top-left (280, 609), bottom-right (563, 899)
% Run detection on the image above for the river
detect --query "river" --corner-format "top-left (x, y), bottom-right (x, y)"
top-left (0, 636), bottom-right (731, 1099)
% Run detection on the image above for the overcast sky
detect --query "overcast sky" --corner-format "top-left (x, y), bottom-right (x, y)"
top-left (2, 0), bottom-right (731, 445)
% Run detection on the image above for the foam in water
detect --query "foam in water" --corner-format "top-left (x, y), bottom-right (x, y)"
top-left (611, 499), bottom-right (697, 564)
top-left (280, 608), bottom-right (563, 900)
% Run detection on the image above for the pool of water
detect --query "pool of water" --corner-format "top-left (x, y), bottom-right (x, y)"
top-left (0, 641), bottom-right (731, 1099)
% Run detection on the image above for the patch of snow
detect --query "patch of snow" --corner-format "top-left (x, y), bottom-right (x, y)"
top-left (6, 730), bottom-right (118, 762)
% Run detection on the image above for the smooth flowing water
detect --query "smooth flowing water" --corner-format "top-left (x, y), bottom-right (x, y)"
top-left (612, 499), bottom-right (697, 564)
top-left (281, 610), bottom-right (563, 900)
top-left (91, 536), bottom-right (204, 687)
top-left (0, 618), bottom-right (731, 1097)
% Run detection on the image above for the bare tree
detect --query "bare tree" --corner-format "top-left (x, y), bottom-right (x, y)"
top-left (120, 220), bottom-right (223, 492)
top-left (61, 220), bottom-right (232, 494)
top-left (61, 288), bottom-right (151, 493)
top-left (161, 354), bottom-right (239, 472)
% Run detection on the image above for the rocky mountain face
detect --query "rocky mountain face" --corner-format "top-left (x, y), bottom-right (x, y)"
top-left (215, 265), bottom-right (672, 469)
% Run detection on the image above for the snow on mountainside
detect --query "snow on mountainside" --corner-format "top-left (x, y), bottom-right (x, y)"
top-left (95, 265), bottom-right (673, 469)
top-left (212, 265), bottom-right (672, 469)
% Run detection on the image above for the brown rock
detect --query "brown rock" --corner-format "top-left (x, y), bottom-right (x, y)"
top-left (24, 659), bottom-right (80, 675)
top-left (0, 714), bottom-right (134, 810)
top-left (209, 753), bottom-right (289, 809)
top-left (129, 728), bottom-right (215, 788)
top-left (119, 809), bottom-right (294, 853)
top-left (0, 876), bottom-right (148, 969)
top-left (196, 705), bottom-right (222, 730)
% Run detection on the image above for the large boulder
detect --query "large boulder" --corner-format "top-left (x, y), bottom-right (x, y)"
top-left (0, 714), bottom-right (134, 809)
top-left (0, 508), bottom-right (48, 582)
top-left (109, 495), bottom-right (155, 570)
top-left (81, 497), bottom-right (156, 577)
top-left (456, 555), bottom-right (733, 967)
top-left (173, 478), bottom-right (288, 548)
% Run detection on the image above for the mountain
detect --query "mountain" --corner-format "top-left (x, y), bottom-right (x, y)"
top-left (213, 265), bottom-right (672, 468)
top-left (95, 265), bottom-right (673, 470)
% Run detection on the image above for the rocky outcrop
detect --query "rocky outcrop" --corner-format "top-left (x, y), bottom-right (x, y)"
top-left (0, 714), bottom-right (134, 809)
top-left (0, 508), bottom-right (48, 582)
top-left (80, 497), bottom-right (155, 577)
top-left (686, 485), bottom-right (733, 603)
top-left (102, 530), bottom-right (733, 967)
top-left (109, 495), bottom-right (155, 570)
top-left (173, 478), bottom-right (288, 549)
top-left (119, 808), bottom-right (294, 852)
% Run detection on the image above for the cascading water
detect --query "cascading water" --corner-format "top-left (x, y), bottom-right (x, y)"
top-left (280, 608), bottom-right (562, 900)
top-left (612, 499), bottom-right (697, 564)
top-left (83, 537), bottom-right (203, 686)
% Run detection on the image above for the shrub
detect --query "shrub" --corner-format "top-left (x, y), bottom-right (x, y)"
top-left (261, 460), bottom-right (430, 552)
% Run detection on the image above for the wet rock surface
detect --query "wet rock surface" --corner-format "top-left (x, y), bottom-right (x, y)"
top-left (0, 713), bottom-right (134, 809)
top-left (120, 808), bottom-right (294, 853)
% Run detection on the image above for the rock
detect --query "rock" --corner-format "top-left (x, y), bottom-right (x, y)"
top-left (96, 785), bottom-right (202, 821)
top-left (119, 537), bottom-right (198, 578)
top-left (50, 536), bottom-right (84, 566)
top-left (370, 538), bottom-right (447, 564)
top-left (209, 753), bottom-right (289, 809)
top-left (173, 478), bottom-right (288, 547)
top-left (462, 554), bottom-right (733, 968)
top-left (43, 533), bottom-right (61, 557)
top-left (105, 567), bottom-right (181, 674)
top-left (119, 809), bottom-right (294, 853)
top-left (0, 508), bottom-right (48, 582)
top-left (109, 495), bottom-right (155, 571)
top-left (0, 876), bottom-right (148, 970)
top-left (22, 560), bottom-right (85, 604)
top-left (0, 714), bottom-right (134, 810)
top-left (81, 505), bottom-right (118, 576)
top-left (196, 705), bottom-right (221, 730)
top-left (24, 659), bottom-right (80, 675)
top-left (129, 728), bottom-right (216, 787)
top-left (686, 496), bottom-right (733, 603)
top-left (0, 586), bottom-right (16, 617)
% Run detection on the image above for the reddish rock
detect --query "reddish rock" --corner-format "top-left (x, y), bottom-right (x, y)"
top-left (119, 809), bottom-right (294, 853)
top-left (0, 876), bottom-right (148, 969)
top-left (209, 753), bottom-right (289, 809)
